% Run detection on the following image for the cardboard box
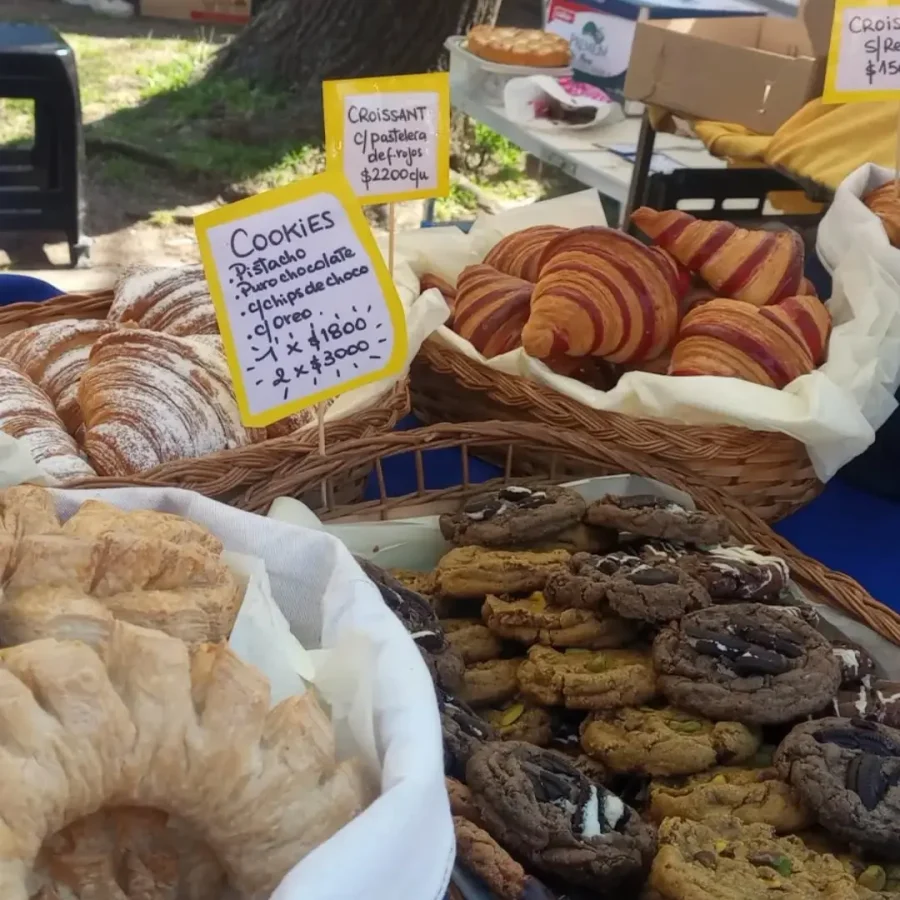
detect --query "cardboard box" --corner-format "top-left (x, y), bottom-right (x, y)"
top-left (141, 0), bottom-right (250, 24)
top-left (546, 0), bottom-right (766, 101)
top-left (623, 0), bottom-right (833, 133)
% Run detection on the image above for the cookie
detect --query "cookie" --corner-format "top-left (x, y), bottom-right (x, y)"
top-left (606, 565), bottom-right (711, 624)
top-left (585, 494), bottom-right (730, 546)
top-left (580, 706), bottom-right (760, 776)
top-left (440, 691), bottom-right (496, 778)
top-left (543, 550), bottom-right (639, 611)
top-left (453, 815), bottom-right (556, 900)
top-left (442, 618), bottom-right (504, 664)
top-left (649, 815), bottom-right (861, 900)
top-left (461, 658), bottom-right (523, 708)
top-left (466, 742), bottom-right (657, 893)
top-left (831, 640), bottom-right (878, 687)
top-left (440, 485), bottom-right (586, 548)
top-left (677, 544), bottom-right (790, 602)
top-left (436, 546), bottom-right (570, 599)
top-left (483, 700), bottom-right (553, 746)
top-left (527, 521), bottom-right (617, 554)
top-left (652, 603), bottom-right (841, 725)
top-left (798, 831), bottom-right (900, 894)
top-left (447, 776), bottom-right (482, 823)
top-left (774, 717), bottom-right (900, 858)
top-left (483, 592), bottom-right (639, 649)
top-left (518, 646), bottom-right (658, 711)
top-left (833, 679), bottom-right (900, 728)
top-left (648, 766), bottom-right (813, 833)
top-left (388, 567), bottom-right (437, 596)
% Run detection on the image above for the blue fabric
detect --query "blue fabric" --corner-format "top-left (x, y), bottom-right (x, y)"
top-left (365, 416), bottom-right (900, 613)
top-left (0, 273), bottom-right (62, 305)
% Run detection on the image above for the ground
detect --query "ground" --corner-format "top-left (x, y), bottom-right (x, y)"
top-left (0, 0), bottom-right (550, 291)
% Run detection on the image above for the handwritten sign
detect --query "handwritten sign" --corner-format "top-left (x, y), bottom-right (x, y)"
top-left (825, 0), bottom-right (900, 102)
top-left (323, 72), bottom-right (450, 205)
top-left (194, 170), bottom-right (407, 427)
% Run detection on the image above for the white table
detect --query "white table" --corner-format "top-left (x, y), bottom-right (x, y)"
top-left (451, 90), bottom-right (723, 224)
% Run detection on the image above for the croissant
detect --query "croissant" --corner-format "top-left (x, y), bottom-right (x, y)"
top-left (420, 272), bottom-right (458, 306)
top-left (451, 263), bottom-right (533, 358)
top-left (0, 485), bottom-right (61, 537)
top-left (0, 357), bottom-right (95, 482)
top-left (0, 623), bottom-right (372, 898)
top-left (109, 265), bottom-right (218, 336)
top-left (483, 224), bottom-right (568, 281)
top-left (631, 207), bottom-right (804, 306)
top-left (523, 227), bottom-right (684, 363)
top-left (0, 319), bottom-right (115, 436)
top-left (669, 294), bottom-right (832, 388)
top-left (863, 181), bottom-right (900, 247)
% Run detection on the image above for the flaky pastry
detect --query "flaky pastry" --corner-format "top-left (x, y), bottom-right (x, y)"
top-left (0, 486), bottom-right (61, 538)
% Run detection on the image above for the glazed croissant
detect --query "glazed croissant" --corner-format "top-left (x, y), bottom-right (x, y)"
top-left (483, 224), bottom-right (567, 281)
top-left (452, 263), bottom-right (533, 358)
top-left (863, 181), bottom-right (900, 247)
top-left (0, 623), bottom-right (372, 899)
top-left (523, 227), bottom-right (685, 363)
top-left (669, 294), bottom-right (832, 388)
top-left (631, 207), bottom-right (804, 307)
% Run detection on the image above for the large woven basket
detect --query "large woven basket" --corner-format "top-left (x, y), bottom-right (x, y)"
top-left (250, 420), bottom-right (899, 646)
top-left (411, 337), bottom-right (820, 523)
top-left (0, 290), bottom-right (409, 512)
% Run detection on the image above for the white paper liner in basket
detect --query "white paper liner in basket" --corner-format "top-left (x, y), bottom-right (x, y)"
top-left (394, 189), bottom-right (900, 480)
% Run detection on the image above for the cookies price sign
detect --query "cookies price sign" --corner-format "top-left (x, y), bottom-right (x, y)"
top-left (194, 170), bottom-right (407, 427)
top-left (322, 72), bottom-right (450, 205)
top-left (824, 0), bottom-right (900, 102)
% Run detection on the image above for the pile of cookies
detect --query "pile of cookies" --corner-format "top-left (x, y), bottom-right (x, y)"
top-left (362, 485), bottom-right (900, 900)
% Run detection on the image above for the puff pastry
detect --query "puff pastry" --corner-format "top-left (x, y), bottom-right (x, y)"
top-left (863, 181), bottom-right (900, 247)
top-left (0, 485), bottom-right (61, 538)
top-left (0, 623), bottom-right (372, 899)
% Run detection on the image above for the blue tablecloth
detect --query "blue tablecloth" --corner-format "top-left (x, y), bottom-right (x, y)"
top-left (365, 416), bottom-right (900, 614)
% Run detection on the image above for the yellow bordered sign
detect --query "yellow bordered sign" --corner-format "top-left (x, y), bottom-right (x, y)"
top-left (824, 0), bottom-right (900, 103)
top-left (195, 169), bottom-right (407, 428)
top-left (323, 72), bottom-right (451, 205)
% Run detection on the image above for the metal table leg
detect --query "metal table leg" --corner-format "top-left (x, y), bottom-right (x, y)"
top-left (622, 109), bottom-right (657, 233)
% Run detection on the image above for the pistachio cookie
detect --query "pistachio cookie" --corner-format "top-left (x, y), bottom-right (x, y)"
top-left (580, 706), bottom-right (760, 776)
top-left (435, 546), bottom-right (570, 600)
top-left (585, 494), bottom-right (730, 546)
top-left (483, 592), bottom-right (639, 649)
top-left (442, 618), bottom-right (504, 664)
top-left (774, 717), bottom-right (900, 858)
top-left (439, 485), bottom-right (586, 548)
top-left (652, 603), bottom-right (841, 725)
top-left (518, 646), bottom-right (658, 711)
top-left (648, 767), bottom-right (813, 833)
top-left (483, 700), bottom-right (553, 746)
top-left (650, 815), bottom-right (863, 900)
top-left (466, 742), bottom-right (657, 893)
top-left (461, 658), bottom-right (524, 708)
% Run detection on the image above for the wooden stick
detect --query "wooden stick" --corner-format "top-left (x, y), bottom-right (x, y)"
top-left (317, 401), bottom-right (327, 510)
top-left (895, 102), bottom-right (900, 198)
top-left (388, 202), bottom-right (396, 276)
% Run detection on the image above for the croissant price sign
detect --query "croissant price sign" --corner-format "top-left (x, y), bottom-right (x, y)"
top-left (194, 170), bottom-right (408, 427)
top-left (322, 72), bottom-right (451, 205)
top-left (824, 0), bottom-right (900, 102)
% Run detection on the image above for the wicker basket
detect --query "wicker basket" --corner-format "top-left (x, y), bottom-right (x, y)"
top-left (411, 337), bottom-right (821, 523)
top-left (250, 420), bottom-right (899, 646)
top-left (0, 291), bottom-right (409, 512)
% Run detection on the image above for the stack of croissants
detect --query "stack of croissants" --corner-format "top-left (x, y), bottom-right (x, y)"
top-left (0, 485), bottom-right (371, 899)
top-left (0, 266), bottom-right (316, 483)
top-left (423, 208), bottom-right (832, 392)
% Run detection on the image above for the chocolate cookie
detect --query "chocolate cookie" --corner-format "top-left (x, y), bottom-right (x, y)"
top-left (466, 742), bottom-right (657, 893)
top-left (440, 485), bottom-right (586, 548)
top-left (606, 565), bottom-right (711, 624)
top-left (677, 544), bottom-right (790, 602)
top-left (650, 815), bottom-right (861, 899)
top-left (483, 700), bottom-right (553, 746)
top-left (652, 603), bottom-right (841, 725)
top-left (833, 680), bottom-right (900, 728)
top-left (580, 706), bottom-right (760, 776)
top-left (648, 767), bottom-right (813, 833)
top-left (440, 690), bottom-right (496, 778)
top-left (543, 550), bottom-right (641, 611)
top-left (529, 521), bottom-right (618, 554)
top-left (436, 546), bottom-right (570, 600)
top-left (831, 640), bottom-right (878, 687)
top-left (442, 618), bottom-right (504, 664)
top-left (518, 646), bottom-right (658, 711)
top-left (453, 815), bottom-right (556, 900)
top-left (461, 658), bottom-right (524, 708)
top-left (774, 717), bottom-right (900, 857)
top-left (483, 592), bottom-right (639, 650)
top-left (585, 494), bottom-right (730, 546)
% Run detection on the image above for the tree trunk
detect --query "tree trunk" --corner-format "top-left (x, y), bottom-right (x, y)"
top-left (213, 0), bottom-right (503, 132)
